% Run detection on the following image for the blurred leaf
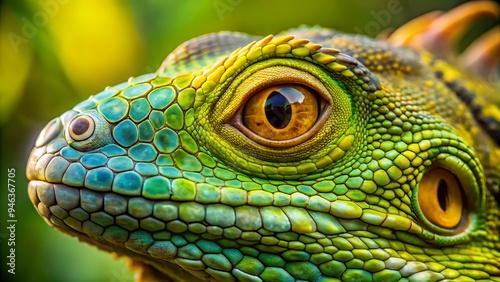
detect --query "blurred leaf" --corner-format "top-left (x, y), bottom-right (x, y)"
top-left (0, 6), bottom-right (33, 125)
top-left (48, 0), bottom-right (144, 94)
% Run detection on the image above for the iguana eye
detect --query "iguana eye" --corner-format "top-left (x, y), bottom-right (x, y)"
top-left (243, 84), bottom-right (319, 141)
top-left (417, 168), bottom-right (465, 229)
top-left (225, 64), bottom-right (346, 151)
top-left (68, 115), bottom-right (95, 141)
top-left (65, 110), bottom-right (113, 151)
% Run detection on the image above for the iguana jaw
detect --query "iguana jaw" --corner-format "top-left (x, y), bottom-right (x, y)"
top-left (28, 180), bottom-right (202, 281)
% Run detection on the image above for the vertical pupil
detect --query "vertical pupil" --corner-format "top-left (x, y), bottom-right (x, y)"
top-left (437, 179), bottom-right (448, 211)
top-left (265, 91), bottom-right (291, 129)
top-left (72, 118), bottom-right (90, 135)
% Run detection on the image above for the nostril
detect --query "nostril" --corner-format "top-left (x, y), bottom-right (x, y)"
top-left (35, 117), bottom-right (63, 147)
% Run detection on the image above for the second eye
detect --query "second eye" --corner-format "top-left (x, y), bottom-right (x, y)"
top-left (243, 84), bottom-right (319, 141)
top-left (68, 114), bottom-right (95, 141)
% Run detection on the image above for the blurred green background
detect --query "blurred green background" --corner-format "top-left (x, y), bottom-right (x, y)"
top-left (0, 0), bottom-right (493, 281)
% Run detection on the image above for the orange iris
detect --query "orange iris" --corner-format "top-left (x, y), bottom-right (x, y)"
top-left (243, 84), bottom-right (319, 141)
top-left (418, 168), bottom-right (464, 229)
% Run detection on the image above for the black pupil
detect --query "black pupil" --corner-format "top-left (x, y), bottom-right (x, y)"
top-left (72, 118), bottom-right (89, 135)
top-left (437, 179), bottom-right (448, 211)
top-left (265, 91), bottom-right (292, 129)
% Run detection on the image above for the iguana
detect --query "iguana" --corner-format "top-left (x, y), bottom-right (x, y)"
top-left (26, 2), bottom-right (500, 281)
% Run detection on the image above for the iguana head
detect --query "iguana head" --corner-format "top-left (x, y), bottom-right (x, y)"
top-left (27, 2), bottom-right (500, 281)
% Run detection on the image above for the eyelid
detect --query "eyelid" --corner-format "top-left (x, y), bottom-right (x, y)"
top-left (208, 59), bottom-right (352, 163)
top-left (222, 66), bottom-right (333, 148)
top-left (64, 110), bottom-right (113, 151)
top-left (220, 65), bottom-right (333, 124)
top-left (410, 154), bottom-right (483, 241)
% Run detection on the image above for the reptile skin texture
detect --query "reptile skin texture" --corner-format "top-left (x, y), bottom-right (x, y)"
top-left (26, 3), bottom-right (499, 282)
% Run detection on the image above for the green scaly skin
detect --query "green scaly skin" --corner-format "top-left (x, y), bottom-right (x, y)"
top-left (26, 26), bottom-right (500, 281)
